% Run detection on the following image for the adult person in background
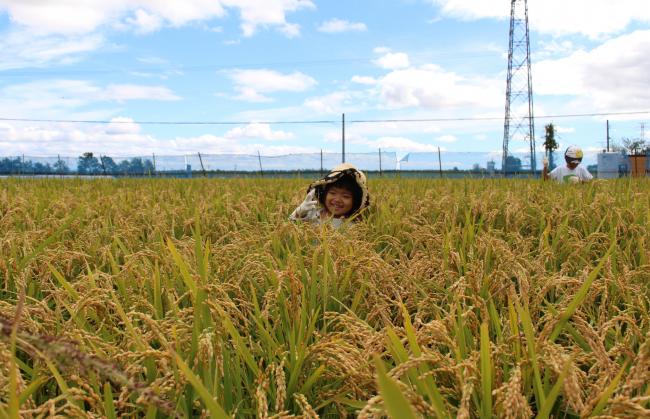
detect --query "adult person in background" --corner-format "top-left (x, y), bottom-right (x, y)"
top-left (290, 163), bottom-right (370, 228)
top-left (543, 146), bottom-right (593, 183)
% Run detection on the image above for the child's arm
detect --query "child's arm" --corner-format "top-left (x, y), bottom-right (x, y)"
top-left (289, 189), bottom-right (318, 220)
top-left (542, 157), bottom-right (550, 181)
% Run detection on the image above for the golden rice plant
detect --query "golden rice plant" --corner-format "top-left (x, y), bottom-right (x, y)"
top-left (0, 177), bottom-right (649, 418)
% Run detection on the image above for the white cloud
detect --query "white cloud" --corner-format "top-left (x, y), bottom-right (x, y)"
top-left (1, 1), bottom-right (117, 35)
top-left (105, 117), bottom-right (141, 135)
top-left (279, 22), bottom-right (301, 38)
top-left (227, 69), bottom-right (317, 102)
top-left (373, 136), bottom-right (439, 152)
top-left (555, 126), bottom-right (575, 134)
top-left (534, 30), bottom-right (650, 110)
top-left (233, 87), bottom-right (273, 103)
top-left (0, 0), bottom-right (313, 37)
top-left (0, 30), bottom-right (104, 70)
top-left (303, 92), bottom-right (352, 114)
top-left (102, 84), bottom-right (181, 102)
top-left (132, 1), bottom-right (225, 29)
top-left (228, 69), bottom-right (317, 92)
top-left (165, 134), bottom-right (315, 155)
top-left (536, 40), bottom-right (576, 59)
top-left (436, 134), bottom-right (457, 143)
top-left (0, 122), bottom-right (156, 157)
top-left (0, 120), bottom-right (312, 157)
top-left (125, 9), bottom-right (163, 34)
top-left (224, 0), bottom-right (315, 37)
top-left (429, 0), bottom-right (650, 38)
top-left (0, 80), bottom-right (181, 124)
top-left (376, 64), bottom-right (502, 110)
top-left (428, 0), bottom-right (505, 20)
top-left (1, 80), bottom-right (100, 115)
top-left (136, 56), bottom-right (169, 65)
top-left (224, 123), bottom-right (295, 141)
top-left (374, 52), bottom-right (410, 70)
top-left (332, 133), bottom-right (439, 152)
top-left (351, 76), bottom-right (377, 85)
top-left (318, 18), bottom-right (367, 33)
top-left (322, 120), bottom-right (446, 146)
top-left (0, 1), bottom-right (224, 35)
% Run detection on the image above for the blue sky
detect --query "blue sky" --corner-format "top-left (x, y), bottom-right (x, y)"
top-left (0, 0), bottom-right (649, 168)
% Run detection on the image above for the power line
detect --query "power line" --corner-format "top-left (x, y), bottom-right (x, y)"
top-left (0, 117), bottom-right (337, 125)
top-left (0, 110), bottom-right (648, 126)
top-left (520, 110), bottom-right (650, 120)
top-left (351, 111), bottom-right (650, 123)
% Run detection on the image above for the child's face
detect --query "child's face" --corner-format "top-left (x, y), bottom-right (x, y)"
top-left (325, 186), bottom-right (354, 218)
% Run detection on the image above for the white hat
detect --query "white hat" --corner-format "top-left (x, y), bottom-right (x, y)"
top-left (565, 146), bottom-right (584, 163)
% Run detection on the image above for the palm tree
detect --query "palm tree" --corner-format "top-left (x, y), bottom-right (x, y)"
top-left (543, 123), bottom-right (559, 169)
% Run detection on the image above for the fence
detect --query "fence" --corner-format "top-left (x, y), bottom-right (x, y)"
top-left (0, 152), bottom-right (395, 176)
top-left (0, 150), bottom-right (647, 177)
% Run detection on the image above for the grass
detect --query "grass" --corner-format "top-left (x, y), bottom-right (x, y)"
top-left (0, 177), bottom-right (649, 417)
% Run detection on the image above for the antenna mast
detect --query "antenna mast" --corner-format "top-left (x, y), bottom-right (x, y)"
top-left (502, 0), bottom-right (536, 174)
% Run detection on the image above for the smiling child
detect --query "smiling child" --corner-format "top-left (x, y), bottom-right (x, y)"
top-left (289, 163), bottom-right (370, 228)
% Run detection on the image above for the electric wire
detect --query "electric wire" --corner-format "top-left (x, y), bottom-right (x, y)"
top-left (0, 110), bottom-right (648, 126)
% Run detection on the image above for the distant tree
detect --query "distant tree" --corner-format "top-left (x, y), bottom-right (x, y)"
top-left (117, 159), bottom-right (131, 174)
top-left (118, 158), bottom-right (155, 175)
top-left (504, 155), bottom-right (522, 173)
top-left (0, 157), bottom-right (22, 174)
top-left (77, 152), bottom-right (102, 175)
top-left (33, 162), bottom-right (53, 174)
top-left (53, 159), bottom-right (70, 174)
top-left (20, 159), bottom-right (34, 174)
top-left (127, 157), bottom-right (145, 174)
top-left (143, 159), bottom-right (155, 175)
top-left (100, 156), bottom-right (118, 175)
top-left (621, 137), bottom-right (647, 155)
top-left (543, 123), bottom-right (559, 169)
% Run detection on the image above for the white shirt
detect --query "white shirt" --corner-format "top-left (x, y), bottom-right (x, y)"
top-left (549, 164), bottom-right (593, 183)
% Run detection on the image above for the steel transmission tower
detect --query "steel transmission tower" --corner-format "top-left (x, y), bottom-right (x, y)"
top-left (502, 0), bottom-right (536, 174)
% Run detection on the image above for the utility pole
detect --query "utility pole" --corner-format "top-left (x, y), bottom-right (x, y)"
top-left (99, 155), bottom-right (107, 176)
top-left (378, 148), bottom-right (382, 176)
top-left (641, 122), bottom-right (646, 142)
top-left (502, 0), bottom-right (536, 175)
top-left (606, 120), bottom-right (610, 152)
top-left (342, 113), bottom-right (346, 163)
top-left (197, 152), bottom-right (206, 177)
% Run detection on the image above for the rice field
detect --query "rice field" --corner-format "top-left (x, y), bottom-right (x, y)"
top-left (1, 177), bottom-right (649, 418)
